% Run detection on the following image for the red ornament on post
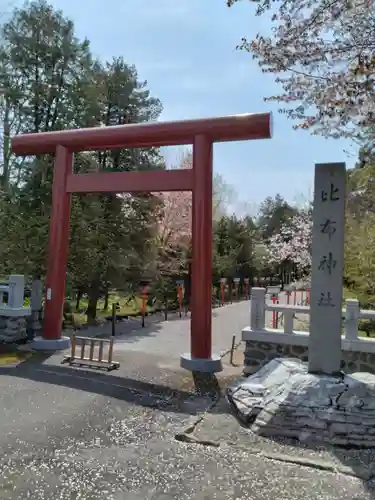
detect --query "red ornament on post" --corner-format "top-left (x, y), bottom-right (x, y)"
top-left (140, 284), bottom-right (150, 328)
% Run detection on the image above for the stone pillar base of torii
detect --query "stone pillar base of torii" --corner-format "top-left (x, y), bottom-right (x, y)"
top-left (180, 353), bottom-right (222, 373)
top-left (31, 336), bottom-right (71, 351)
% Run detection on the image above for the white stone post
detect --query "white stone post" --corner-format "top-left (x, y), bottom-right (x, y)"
top-left (250, 287), bottom-right (266, 330)
top-left (344, 299), bottom-right (360, 341)
top-left (31, 280), bottom-right (43, 311)
top-left (309, 163), bottom-right (346, 375)
top-left (8, 274), bottom-right (25, 308)
top-left (283, 310), bottom-right (294, 334)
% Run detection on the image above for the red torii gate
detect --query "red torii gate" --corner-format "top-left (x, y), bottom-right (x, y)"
top-left (12, 112), bottom-right (272, 372)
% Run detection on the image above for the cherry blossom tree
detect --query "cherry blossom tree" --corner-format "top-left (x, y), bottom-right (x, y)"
top-left (149, 151), bottom-right (193, 307)
top-left (158, 191), bottom-right (192, 247)
top-left (227, 0), bottom-right (374, 147)
top-left (267, 210), bottom-right (312, 275)
top-left (158, 150), bottom-right (192, 247)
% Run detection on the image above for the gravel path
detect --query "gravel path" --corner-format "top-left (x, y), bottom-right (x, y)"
top-left (0, 299), bottom-right (371, 498)
top-left (0, 350), bottom-right (373, 499)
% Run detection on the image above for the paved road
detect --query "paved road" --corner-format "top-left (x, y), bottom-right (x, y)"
top-left (115, 301), bottom-right (251, 356)
top-left (71, 292), bottom-right (309, 354)
top-left (0, 349), bottom-right (372, 500)
top-left (74, 300), bottom-right (252, 357)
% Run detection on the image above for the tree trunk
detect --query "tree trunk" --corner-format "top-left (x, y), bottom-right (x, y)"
top-left (86, 282), bottom-right (100, 324)
top-left (75, 290), bottom-right (83, 312)
top-left (1, 102), bottom-right (10, 189)
top-left (103, 289), bottom-right (109, 310)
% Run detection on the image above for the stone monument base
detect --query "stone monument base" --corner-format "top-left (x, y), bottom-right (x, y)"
top-left (227, 358), bottom-right (375, 448)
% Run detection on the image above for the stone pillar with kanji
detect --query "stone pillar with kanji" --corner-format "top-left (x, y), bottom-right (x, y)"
top-left (308, 163), bottom-right (346, 375)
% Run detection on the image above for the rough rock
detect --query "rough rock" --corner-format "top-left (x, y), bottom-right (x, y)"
top-left (227, 357), bottom-right (375, 447)
top-left (0, 317), bottom-right (27, 344)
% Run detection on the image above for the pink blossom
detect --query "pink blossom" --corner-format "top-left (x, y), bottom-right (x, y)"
top-left (158, 191), bottom-right (192, 246)
top-left (228, 0), bottom-right (375, 148)
top-left (157, 151), bottom-right (192, 247)
top-left (267, 211), bottom-right (312, 273)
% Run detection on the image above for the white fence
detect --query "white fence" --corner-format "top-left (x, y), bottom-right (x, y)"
top-left (243, 287), bottom-right (375, 353)
top-left (266, 297), bottom-right (372, 341)
top-left (242, 287), bottom-right (375, 376)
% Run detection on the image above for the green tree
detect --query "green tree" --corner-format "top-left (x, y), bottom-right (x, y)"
top-left (257, 194), bottom-right (296, 239)
top-left (0, 0), bottom-right (164, 324)
top-left (0, 0), bottom-right (95, 278)
top-left (68, 56), bottom-right (164, 321)
top-left (347, 155), bottom-right (375, 217)
top-left (0, 0), bottom-right (95, 187)
top-left (212, 214), bottom-right (257, 283)
top-left (212, 172), bottom-right (235, 220)
top-left (345, 213), bottom-right (375, 308)
top-left (344, 153), bottom-right (375, 310)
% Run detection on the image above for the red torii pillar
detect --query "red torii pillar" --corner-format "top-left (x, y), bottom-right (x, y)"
top-left (12, 113), bottom-right (272, 372)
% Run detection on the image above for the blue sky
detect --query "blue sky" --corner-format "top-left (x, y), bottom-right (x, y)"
top-left (14, 0), bottom-right (358, 212)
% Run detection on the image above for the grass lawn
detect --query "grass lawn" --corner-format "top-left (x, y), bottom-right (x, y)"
top-left (358, 330), bottom-right (375, 338)
top-left (70, 293), bottom-right (155, 327)
top-left (0, 344), bottom-right (34, 366)
top-left (287, 315), bottom-right (375, 339)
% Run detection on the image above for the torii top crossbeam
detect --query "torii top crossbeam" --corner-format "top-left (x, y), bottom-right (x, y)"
top-left (12, 113), bottom-right (272, 155)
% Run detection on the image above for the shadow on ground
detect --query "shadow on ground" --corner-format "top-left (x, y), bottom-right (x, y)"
top-left (0, 348), bottom-right (236, 418)
top-left (3, 344), bottom-right (372, 495)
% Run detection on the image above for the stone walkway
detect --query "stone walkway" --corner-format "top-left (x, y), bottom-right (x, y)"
top-left (64, 300), bottom-right (252, 358)
top-left (65, 292), bottom-right (309, 357)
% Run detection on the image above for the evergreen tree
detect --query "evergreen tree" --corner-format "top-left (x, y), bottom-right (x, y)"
top-left (0, 1), bottom-right (164, 323)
